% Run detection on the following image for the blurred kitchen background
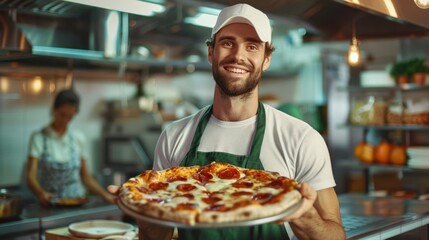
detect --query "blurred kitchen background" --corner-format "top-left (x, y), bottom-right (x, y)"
top-left (1, 0), bottom-right (429, 197)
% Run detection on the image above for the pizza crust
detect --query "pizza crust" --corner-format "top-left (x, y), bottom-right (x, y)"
top-left (119, 193), bottom-right (199, 224)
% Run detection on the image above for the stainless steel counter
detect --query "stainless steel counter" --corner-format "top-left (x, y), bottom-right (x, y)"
top-left (0, 197), bottom-right (122, 238)
top-left (340, 194), bottom-right (429, 239)
top-left (1, 194), bottom-right (428, 239)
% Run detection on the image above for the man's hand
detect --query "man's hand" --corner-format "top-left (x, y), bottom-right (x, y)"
top-left (277, 182), bottom-right (317, 223)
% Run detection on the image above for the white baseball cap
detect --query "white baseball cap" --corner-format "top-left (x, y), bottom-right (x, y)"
top-left (211, 4), bottom-right (272, 44)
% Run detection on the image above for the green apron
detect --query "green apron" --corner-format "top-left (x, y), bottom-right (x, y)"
top-left (178, 102), bottom-right (289, 240)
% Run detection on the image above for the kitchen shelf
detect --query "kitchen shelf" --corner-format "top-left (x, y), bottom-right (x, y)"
top-left (338, 84), bottom-right (429, 93)
top-left (337, 82), bottom-right (429, 194)
top-left (343, 124), bottom-right (429, 130)
top-left (338, 160), bottom-right (429, 173)
top-left (339, 160), bottom-right (429, 193)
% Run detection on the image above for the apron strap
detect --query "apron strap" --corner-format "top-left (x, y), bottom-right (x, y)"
top-left (245, 101), bottom-right (266, 168)
top-left (181, 106), bottom-right (213, 166)
top-left (188, 106), bottom-right (213, 155)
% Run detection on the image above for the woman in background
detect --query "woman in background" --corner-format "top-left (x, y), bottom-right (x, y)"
top-left (26, 88), bottom-right (113, 206)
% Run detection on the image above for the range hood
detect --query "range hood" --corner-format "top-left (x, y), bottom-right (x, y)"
top-left (206, 0), bottom-right (429, 41)
top-left (0, 0), bottom-right (428, 72)
top-left (0, 9), bottom-right (31, 55)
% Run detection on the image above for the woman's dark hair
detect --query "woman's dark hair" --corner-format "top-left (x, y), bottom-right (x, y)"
top-left (53, 89), bottom-right (80, 110)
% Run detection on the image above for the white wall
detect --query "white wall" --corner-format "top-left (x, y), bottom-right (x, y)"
top-left (0, 78), bottom-right (136, 186)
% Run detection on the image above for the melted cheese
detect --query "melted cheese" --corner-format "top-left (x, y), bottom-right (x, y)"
top-left (205, 172), bottom-right (246, 192)
top-left (205, 179), bottom-right (235, 192)
top-left (258, 187), bottom-right (283, 195)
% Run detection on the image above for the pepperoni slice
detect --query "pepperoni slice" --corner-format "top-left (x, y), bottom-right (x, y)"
top-left (167, 176), bottom-right (187, 182)
top-left (264, 193), bottom-right (285, 205)
top-left (218, 167), bottom-right (240, 179)
top-left (149, 182), bottom-right (169, 191)
top-left (176, 203), bottom-right (197, 210)
top-left (252, 193), bottom-right (273, 202)
top-left (202, 196), bottom-right (222, 204)
top-left (176, 183), bottom-right (197, 192)
top-left (174, 193), bottom-right (195, 200)
top-left (264, 178), bottom-right (290, 189)
top-left (209, 191), bottom-right (222, 195)
top-left (136, 186), bottom-right (151, 193)
top-left (231, 191), bottom-right (253, 197)
top-left (193, 170), bottom-right (213, 183)
top-left (231, 199), bottom-right (257, 209)
top-left (232, 181), bottom-right (253, 188)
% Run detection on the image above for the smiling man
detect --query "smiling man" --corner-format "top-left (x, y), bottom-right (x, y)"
top-left (135, 3), bottom-right (345, 240)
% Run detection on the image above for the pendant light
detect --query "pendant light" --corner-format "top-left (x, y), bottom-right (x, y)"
top-left (415, 0), bottom-right (429, 9)
top-left (347, 18), bottom-right (361, 66)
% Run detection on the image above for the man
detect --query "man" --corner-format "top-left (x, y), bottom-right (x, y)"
top-left (112, 3), bottom-right (345, 239)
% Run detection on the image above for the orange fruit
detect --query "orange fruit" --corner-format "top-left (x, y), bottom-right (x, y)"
top-left (390, 145), bottom-right (407, 165)
top-left (360, 143), bottom-right (375, 164)
top-left (375, 141), bottom-right (392, 164)
top-left (354, 142), bottom-right (365, 160)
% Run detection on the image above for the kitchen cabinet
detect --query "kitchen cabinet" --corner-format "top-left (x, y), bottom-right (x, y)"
top-left (339, 84), bottom-right (429, 194)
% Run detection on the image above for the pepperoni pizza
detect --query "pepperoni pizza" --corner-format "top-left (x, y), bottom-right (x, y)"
top-left (119, 162), bottom-right (301, 225)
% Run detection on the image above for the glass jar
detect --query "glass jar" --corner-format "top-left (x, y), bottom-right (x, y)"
top-left (350, 96), bottom-right (388, 125)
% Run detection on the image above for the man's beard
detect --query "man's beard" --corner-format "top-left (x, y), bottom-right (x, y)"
top-left (212, 58), bottom-right (263, 97)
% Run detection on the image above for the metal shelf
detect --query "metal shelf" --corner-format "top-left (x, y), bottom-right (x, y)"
top-left (343, 124), bottom-right (429, 131)
top-left (339, 159), bottom-right (429, 193)
top-left (338, 159), bottom-right (429, 173)
top-left (338, 84), bottom-right (429, 194)
top-left (337, 84), bottom-right (429, 93)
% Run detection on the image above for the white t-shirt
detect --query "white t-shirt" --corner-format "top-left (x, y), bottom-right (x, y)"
top-left (154, 103), bottom-right (335, 191)
top-left (28, 126), bottom-right (88, 162)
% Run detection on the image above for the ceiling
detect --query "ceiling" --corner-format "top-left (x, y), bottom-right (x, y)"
top-left (0, 0), bottom-right (428, 75)
top-left (206, 0), bottom-right (429, 40)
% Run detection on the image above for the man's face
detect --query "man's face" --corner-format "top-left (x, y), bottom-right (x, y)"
top-left (208, 23), bottom-right (271, 97)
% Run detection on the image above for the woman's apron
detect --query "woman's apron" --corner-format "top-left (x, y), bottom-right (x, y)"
top-left (178, 102), bottom-right (289, 240)
top-left (39, 133), bottom-right (86, 199)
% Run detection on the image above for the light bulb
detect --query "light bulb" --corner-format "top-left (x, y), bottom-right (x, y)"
top-left (415, 0), bottom-right (429, 9)
top-left (0, 77), bottom-right (10, 93)
top-left (347, 38), bottom-right (360, 66)
top-left (31, 76), bottom-right (43, 94)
